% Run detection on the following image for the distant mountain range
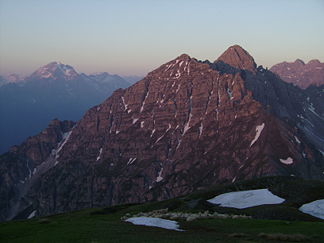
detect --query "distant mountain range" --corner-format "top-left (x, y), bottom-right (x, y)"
top-left (121, 75), bottom-right (143, 84)
top-left (0, 74), bottom-right (23, 86)
top-left (270, 59), bottom-right (324, 88)
top-left (0, 62), bottom-right (131, 153)
top-left (0, 45), bottom-right (323, 221)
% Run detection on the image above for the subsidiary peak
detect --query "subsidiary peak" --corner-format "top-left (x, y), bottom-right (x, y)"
top-left (307, 59), bottom-right (321, 66)
top-left (177, 53), bottom-right (191, 61)
top-left (215, 45), bottom-right (257, 72)
top-left (294, 59), bottom-right (305, 65)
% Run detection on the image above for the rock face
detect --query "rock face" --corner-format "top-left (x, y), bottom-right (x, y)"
top-left (270, 59), bottom-right (324, 88)
top-left (216, 45), bottom-right (257, 72)
top-left (0, 119), bottom-right (75, 220)
top-left (0, 45), bottom-right (323, 221)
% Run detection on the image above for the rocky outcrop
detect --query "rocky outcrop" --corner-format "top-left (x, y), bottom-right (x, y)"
top-left (216, 45), bottom-right (257, 72)
top-left (1, 45), bottom-right (323, 221)
top-left (270, 59), bottom-right (324, 88)
top-left (0, 119), bottom-right (75, 221)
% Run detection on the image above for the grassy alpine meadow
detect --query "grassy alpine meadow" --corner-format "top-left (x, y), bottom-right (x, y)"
top-left (0, 204), bottom-right (323, 243)
top-left (1, 177), bottom-right (323, 242)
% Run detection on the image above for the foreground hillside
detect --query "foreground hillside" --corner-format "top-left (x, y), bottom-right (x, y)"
top-left (1, 177), bottom-right (324, 242)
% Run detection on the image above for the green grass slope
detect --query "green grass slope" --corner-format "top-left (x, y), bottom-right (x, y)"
top-left (1, 177), bottom-right (323, 243)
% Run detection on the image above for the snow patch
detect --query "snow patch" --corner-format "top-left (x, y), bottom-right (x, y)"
top-left (56, 131), bottom-right (72, 158)
top-left (156, 166), bottom-right (163, 182)
top-left (179, 60), bottom-right (184, 67)
top-left (171, 81), bottom-right (176, 88)
top-left (250, 123), bottom-right (265, 147)
top-left (176, 139), bottom-right (182, 150)
top-left (301, 116), bottom-right (315, 127)
top-left (199, 122), bottom-right (203, 137)
top-left (96, 148), bottom-right (103, 161)
top-left (40, 72), bottom-right (53, 79)
top-left (125, 217), bottom-right (183, 231)
top-left (140, 121), bottom-right (145, 128)
top-left (294, 136), bottom-right (301, 144)
top-left (132, 118), bottom-right (139, 124)
top-left (217, 89), bottom-right (221, 104)
top-left (155, 124), bottom-right (171, 143)
top-left (308, 103), bottom-right (324, 120)
top-left (280, 157), bottom-right (293, 165)
top-left (150, 129), bottom-right (156, 137)
top-left (140, 91), bottom-right (149, 113)
top-left (299, 199), bottom-right (324, 220)
top-left (183, 112), bottom-right (192, 135)
top-left (165, 63), bottom-right (172, 71)
top-left (207, 189), bottom-right (285, 209)
top-left (27, 210), bottom-right (36, 219)
top-left (121, 96), bottom-right (128, 111)
top-left (26, 161), bottom-right (32, 179)
top-left (226, 88), bottom-right (233, 100)
top-left (155, 135), bottom-right (164, 144)
top-left (127, 158), bottom-right (136, 165)
top-left (175, 69), bottom-right (181, 79)
top-left (175, 83), bottom-right (181, 93)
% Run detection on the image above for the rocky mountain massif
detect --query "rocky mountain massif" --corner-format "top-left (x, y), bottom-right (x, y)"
top-left (0, 62), bottom-right (130, 153)
top-left (270, 59), bottom-right (324, 88)
top-left (0, 45), bottom-right (323, 221)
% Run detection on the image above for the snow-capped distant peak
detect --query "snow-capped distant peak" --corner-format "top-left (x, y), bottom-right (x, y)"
top-left (30, 62), bottom-right (79, 80)
top-left (5, 73), bottom-right (23, 83)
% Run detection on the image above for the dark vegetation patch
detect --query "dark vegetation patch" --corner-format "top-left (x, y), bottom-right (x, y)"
top-left (1, 176), bottom-right (323, 242)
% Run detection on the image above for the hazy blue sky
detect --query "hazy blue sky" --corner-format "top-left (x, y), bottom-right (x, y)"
top-left (0, 0), bottom-right (323, 76)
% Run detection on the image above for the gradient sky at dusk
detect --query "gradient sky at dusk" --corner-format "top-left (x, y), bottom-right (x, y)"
top-left (0, 0), bottom-right (324, 76)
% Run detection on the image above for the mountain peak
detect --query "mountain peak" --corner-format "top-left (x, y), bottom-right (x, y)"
top-left (5, 73), bottom-right (22, 83)
top-left (215, 45), bottom-right (257, 72)
top-left (307, 59), bottom-right (321, 66)
top-left (29, 61), bottom-right (79, 80)
top-left (149, 53), bottom-right (194, 79)
top-left (294, 59), bottom-right (305, 65)
top-left (178, 53), bottom-right (191, 60)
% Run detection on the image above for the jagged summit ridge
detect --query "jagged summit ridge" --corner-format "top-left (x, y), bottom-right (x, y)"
top-left (215, 45), bottom-right (257, 72)
top-left (270, 58), bottom-right (324, 88)
top-left (148, 53), bottom-right (195, 81)
top-left (307, 59), bottom-right (321, 65)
